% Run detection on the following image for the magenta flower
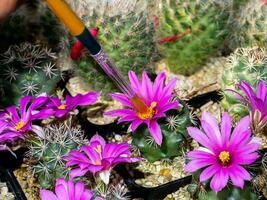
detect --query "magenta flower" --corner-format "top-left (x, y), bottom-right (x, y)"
top-left (46, 92), bottom-right (100, 118)
top-left (65, 134), bottom-right (142, 182)
top-left (0, 96), bottom-right (53, 140)
top-left (228, 80), bottom-right (267, 131)
top-left (105, 70), bottom-right (180, 145)
top-left (40, 178), bottom-right (102, 200)
top-left (185, 112), bottom-right (261, 193)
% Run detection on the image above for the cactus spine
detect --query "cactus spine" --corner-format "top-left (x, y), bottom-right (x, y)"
top-left (28, 124), bottom-right (87, 189)
top-left (0, 42), bottom-right (61, 106)
top-left (229, 0), bottom-right (267, 49)
top-left (221, 47), bottom-right (267, 120)
top-left (75, 0), bottom-right (156, 96)
top-left (157, 0), bottom-right (232, 75)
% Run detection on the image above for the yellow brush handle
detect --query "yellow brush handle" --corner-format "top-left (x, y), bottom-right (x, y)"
top-left (45, 0), bottom-right (85, 36)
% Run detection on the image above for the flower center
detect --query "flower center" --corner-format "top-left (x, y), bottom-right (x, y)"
top-left (58, 104), bottom-right (66, 110)
top-left (94, 145), bottom-right (102, 154)
top-left (219, 151), bottom-right (231, 166)
top-left (15, 121), bottom-right (25, 131)
top-left (94, 160), bottom-right (102, 165)
top-left (137, 102), bottom-right (157, 120)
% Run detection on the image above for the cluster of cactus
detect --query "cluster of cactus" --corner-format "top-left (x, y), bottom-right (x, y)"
top-left (28, 123), bottom-right (87, 189)
top-left (132, 101), bottom-right (194, 162)
top-left (188, 182), bottom-right (258, 200)
top-left (229, 0), bottom-right (267, 49)
top-left (0, 42), bottom-right (61, 106)
top-left (0, 0), bottom-right (64, 50)
top-left (76, 0), bottom-right (156, 96)
top-left (221, 47), bottom-right (267, 120)
top-left (156, 0), bottom-right (233, 75)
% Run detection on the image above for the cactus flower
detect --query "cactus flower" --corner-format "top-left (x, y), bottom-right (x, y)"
top-left (105, 70), bottom-right (180, 145)
top-left (185, 112), bottom-right (261, 193)
top-left (228, 80), bottom-right (267, 131)
top-left (40, 178), bottom-right (102, 200)
top-left (0, 96), bottom-right (53, 141)
top-left (65, 135), bottom-right (142, 183)
top-left (46, 92), bottom-right (100, 118)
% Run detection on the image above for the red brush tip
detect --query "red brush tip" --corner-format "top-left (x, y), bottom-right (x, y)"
top-left (70, 27), bottom-right (99, 60)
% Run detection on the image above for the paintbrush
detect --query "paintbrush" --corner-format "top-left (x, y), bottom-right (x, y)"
top-left (45, 0), bottom-right (150, 114)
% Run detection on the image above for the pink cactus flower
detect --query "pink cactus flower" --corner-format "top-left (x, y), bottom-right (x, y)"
top-left (40, 178), bottom-right (102, 200)
top-left (185, 112), bottom-right (261, 193)
top-left (228, 80), bottom-right (267, 131)
top-left (46, 92), bottom-right (100, 118)
top-left (105, 70), bottom-right (180, 145)
top-left (65, 134), bottom-right (142, 182)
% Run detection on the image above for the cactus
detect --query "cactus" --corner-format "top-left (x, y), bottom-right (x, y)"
top-left (221, 47), bottom-right (267, 120)
top-left (229, 0), bottom-right (267, 49)
top-left (188, 182), bottom-right (258, 200)
top-left (157, 0), bottom-right (232, 75)
top-left (75, 0), bottom-right (156, 96)
top-left (0, 0), bottom-right (64, 50)
top-left (132, 101), bottom-right (193, 162)
top-left (0, 42), bottom-right (61, 106)
top-left (28, 123), bottom-right (87, 189)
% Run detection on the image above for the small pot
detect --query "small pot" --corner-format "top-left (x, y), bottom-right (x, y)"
top-left (0, 148), bottom-right (27, 200)
top-left (186, 90), bottom-right (223, 109)
top-left (114, 164), bottom-right (192, 200)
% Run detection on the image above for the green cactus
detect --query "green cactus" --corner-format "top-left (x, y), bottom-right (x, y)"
top-left (76, 1), bottom-right (156, 96)
top-left (229, 0), bottom-right (267, 49)
top-left (221, 47), bottom-right (267, 120)
top-left (132, 101), bottom-right (193, 162)
top-left (0, 42), bottom-right (61, 106)
top-left (0, 0), bottom-right (64, 50)
top-left (188, 183), bottom-right (258, 200)
top-left (157, 0), bottom-right (232, 75)
top-left (28, 124), bottom-right (87, 189)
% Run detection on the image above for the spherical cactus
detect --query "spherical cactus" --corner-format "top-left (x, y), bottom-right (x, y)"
top-left (132, 101), bottom-right (194, 162)
top-left (75, 0), bottom-right (157, 96)
top-left (157, 0), bottom-right (233, 75)
top-left (221, 47), bottom-right (267, 120)
top-left (28, 124), bottom-right (87, 189)
top-left (0, 0), bottom-right (64, 50)
top-left (229, 0), bottom-right (267, 49)
top-left (0, 42), bottom-right (61, 106)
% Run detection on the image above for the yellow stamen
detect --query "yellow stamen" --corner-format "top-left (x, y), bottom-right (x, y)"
top-left (95, 145), bottom-right (102, 154)
top-left (58, 104), bottom-right (66, 110)
top-left (131, 95), bottom-right (150, 113)
top-left (219, 151), bottom-right (230, 166)
top-left (15, 121), bottom-right (25, 131)
top-left (137, 101), bottom-right (157, 120)
top-left (94, 160), bottom-right (102, 165)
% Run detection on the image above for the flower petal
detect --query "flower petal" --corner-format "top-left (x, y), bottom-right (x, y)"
top-left (210, 169), bottom-right (229, 193)
top-left (130, 119), bottom-right (143, 131)
top-left (257, 80), bottom-right (267, 101)
top-left (199, 165), bottom-right (219, 182)
top-left (40, 189), bottom-right (58, 200)
top-left (148, 120), bottom-right (162, 145)
top-left (110, 93), bottom-right (132, 107)
top-left (221, 112), bottom-right (232, 146)
top-left (185, 159), bottom-right (213, 173)
top-left (104, 109), bottom-right (135, 117)
top-left (230, 116), bottom-right (250, 144)
top-left (201, 112), bottom-right (221, 145)
top-left (187, 127), bottom-right (214, 150)
top-left (129, 70), bottom-right (141, 92)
